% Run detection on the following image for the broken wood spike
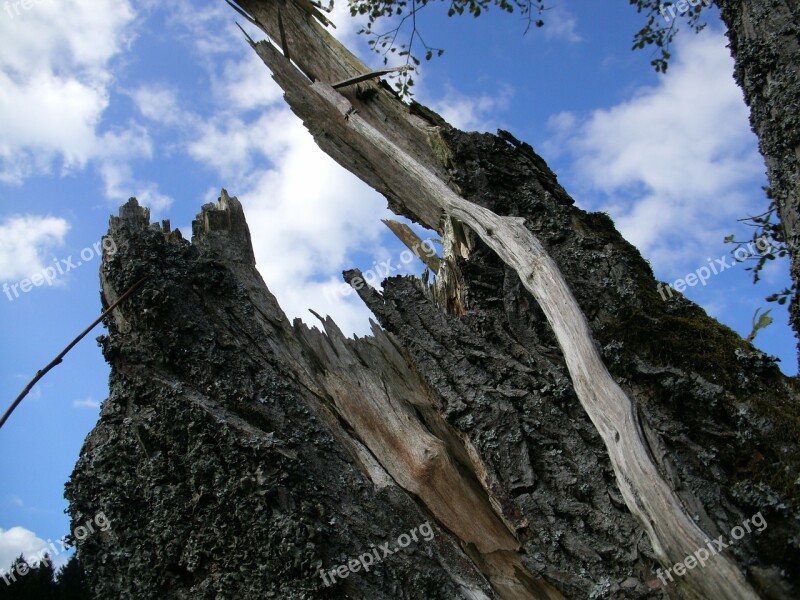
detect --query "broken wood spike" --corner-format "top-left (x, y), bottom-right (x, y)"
top-left (235, 21), bottom-right (256, 46)
top-left (310, 0), bottom-right (334, 13)
top-left (382, 219), bottom-right (442, 273)
top-left (224, 0), bottom-right (260, 29)
top-left (294, 0), bottom-right (335, 28)
top-left (332, 65), bottom-right (412, 90)
top-left (277, 7), bottom-right (291, 61)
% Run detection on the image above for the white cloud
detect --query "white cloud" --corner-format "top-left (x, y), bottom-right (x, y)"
top-left (427, 86), bottom-right (513, 132)
top-left (135, 3), bottom-right (393, 335)
top-left (0, 215), bottom-right (70, 282)
top-left (0, 0), bottom-right (133, 179)
top-left (212, 53), bottom-right (285, 111)
top-left (72, 397), bottom-right (101, 410)
top-left (540, 111), bottom-right (577, 158)
top-left (0, 0), bottom-right (172, 210)
top-left (0, 527), bottom-right (49, 571)
top-left (98, 162), bottom-right (173, 215)
top-left (0, 72), bottom-right (109, 183)
top-left (186, 111), bottom-right (286, 181)
top-left (130, 85), bottom-right (185, 126)
top-left (546, 29), bottom-right (764, 274)
top-left (542, 5), bottom-right (582, 43)
top-left (0, 0), bottom-right (134, 76)
top-left (208, 116), bottom-right (391, 334)
top-left (84, 124), bottom-right (173, 214)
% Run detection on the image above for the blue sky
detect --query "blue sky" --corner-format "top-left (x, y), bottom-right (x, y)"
top-left (0, 0), bottom-right (793, 574)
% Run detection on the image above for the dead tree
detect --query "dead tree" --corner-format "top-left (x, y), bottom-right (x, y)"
top-left (716, 0), bottom-right (800, 362)
top-left (65, 1), bottom-right (799, 598)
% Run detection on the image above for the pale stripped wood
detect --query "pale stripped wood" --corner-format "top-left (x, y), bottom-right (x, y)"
top-left (382, 219), bottom-right (442, 273)
top-left (233, 2), bottom-right (762, 598)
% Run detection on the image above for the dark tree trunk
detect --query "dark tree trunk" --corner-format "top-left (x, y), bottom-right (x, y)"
top-left (717, 0), bottom-right (800, 365)
top-left (65, 2), bottom-right (800, 599)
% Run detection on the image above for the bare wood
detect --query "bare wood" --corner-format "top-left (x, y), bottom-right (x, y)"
top-left (382, 219), bottom-right (442, 272)
top-left (232, 2), bottom-right (761, 599)
top-left (295, 314), bottom-right (566, 600)
top-left (224, 0), bottom-right (260, 29)
top-left (238, 0), bottom-right (452, 229)
top-left (332, 65), bottom-right (411, 89)
top-left (235, 22), bottom-right (256, 46)
top-left (323, 73), bottom-right (759, 600)
top-left (277, 7), bottom-right (290, 61)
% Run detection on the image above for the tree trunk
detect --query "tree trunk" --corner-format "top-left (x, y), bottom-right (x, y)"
top-left (65, 1), bottom-right (799, 598)
top-left (716, 0), bottom-right (800, 366)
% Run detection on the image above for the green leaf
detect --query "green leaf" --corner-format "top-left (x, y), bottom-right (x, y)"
top-left (746, 307), bottom-right (774, 342)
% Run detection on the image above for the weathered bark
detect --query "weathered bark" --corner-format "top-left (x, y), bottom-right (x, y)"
top-left (65, 2), bottom-right (800, 599)
top-left (67, 196), bottom-right (506, 599)
top-left (716, 0), bottom-right (800, 365)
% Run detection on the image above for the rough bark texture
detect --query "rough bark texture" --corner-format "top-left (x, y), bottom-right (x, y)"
top-left (65, 1), bottom-right (800, 599)
top-left (717, 0), bottom-right (800, 365)
top-left (67, 171), bottom-right (799, 600)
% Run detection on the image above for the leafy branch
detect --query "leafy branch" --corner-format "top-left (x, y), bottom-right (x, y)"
top-left (724, 188), bottom-right (794, 305)
top-left (628, 0), bottom-right (710, 73)
top-left (346, 0), bottom-right (716, 97)
top-left (349, 0), bottom-right (546, 95)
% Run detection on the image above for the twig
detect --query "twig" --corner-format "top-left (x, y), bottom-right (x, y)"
top-left (332, 65), bottom-right (411, 89)
top-left (0, 276), bottom-right (149, 430)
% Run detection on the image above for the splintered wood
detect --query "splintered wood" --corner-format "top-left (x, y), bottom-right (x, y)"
top-left (231, 1), bottom-right (761, 598)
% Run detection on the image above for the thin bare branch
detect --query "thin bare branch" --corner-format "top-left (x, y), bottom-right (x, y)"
top-left (0, 276), bottom-right (149, 430)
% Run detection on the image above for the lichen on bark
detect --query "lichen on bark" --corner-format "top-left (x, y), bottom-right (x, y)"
top-left (65, 1), bottom-right (800, 597)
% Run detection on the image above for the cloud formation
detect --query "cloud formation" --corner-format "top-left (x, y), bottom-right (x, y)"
top-left (0, 215), bottom-right (69, 282)
top-left (0, 527), bottom-right (48, 571)
top-left (0, 0), bottom-right (172, 211)
top-left (545, 29), bottom-right (765, 274)
top-left (125, 4), bottom-right (395, 336)
top-left (72, 398), bottom-right (101, 410)
top-left (542, 5), bottom-right (582, 43)
top-left (427, 86), bottom-right (513, 132)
